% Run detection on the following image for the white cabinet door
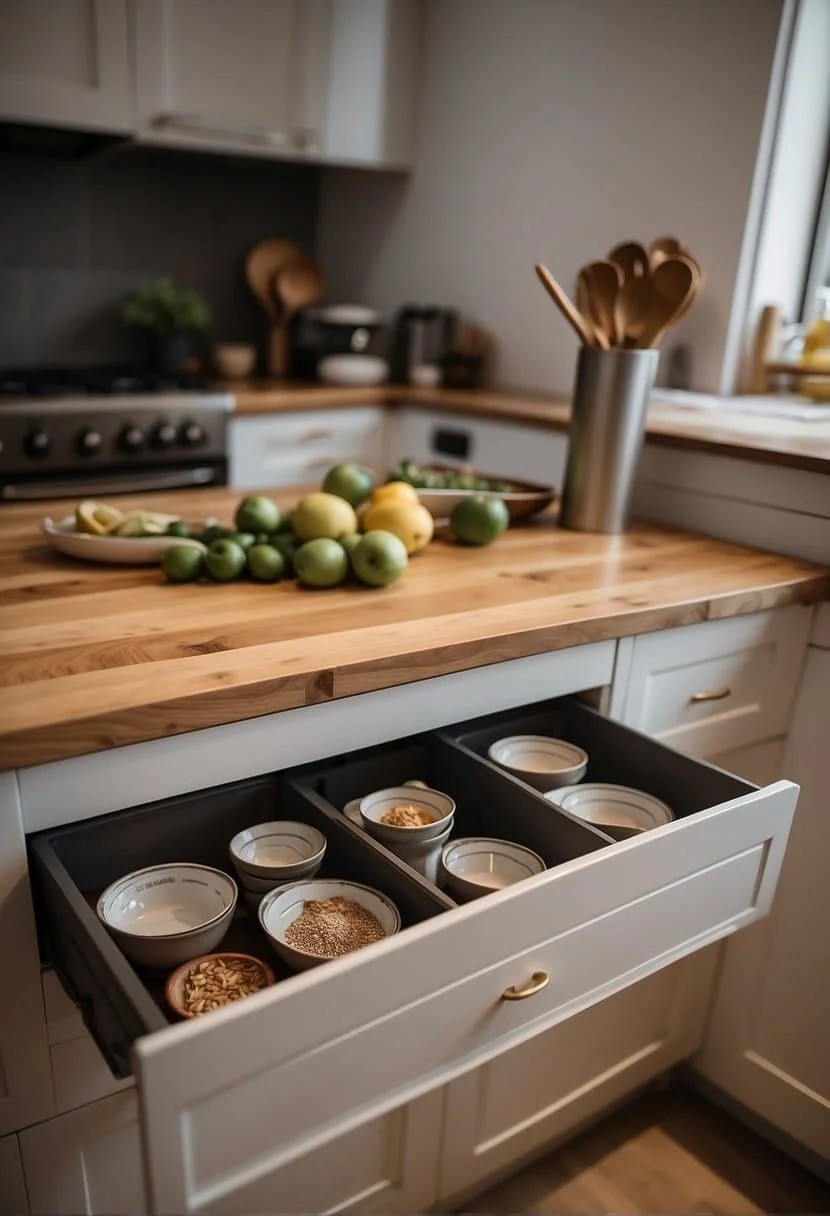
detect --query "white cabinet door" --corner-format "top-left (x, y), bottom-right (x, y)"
top-left (0, 774), bottom-right (53, 1136)
top-left (0, 0), bottom-right (131, 132)
top-left (438, 951), bottom-right (717, 1204)
top-left (0, 1134), bottom-right (28, 1216)
top-left (390, 409), bottom-right (568, 487)
top-left (133, 0), bottom-right (330, 159)
top-left (229, 408), bottom-right (387, 489)
top-left (19, 1091), bottom-right (146, 1216)
top-left (696, 639), bottom-right (830, 1171)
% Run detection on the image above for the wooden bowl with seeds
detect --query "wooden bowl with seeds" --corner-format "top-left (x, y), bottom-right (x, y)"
top-left (165, 952), bottom-right (275, 1019)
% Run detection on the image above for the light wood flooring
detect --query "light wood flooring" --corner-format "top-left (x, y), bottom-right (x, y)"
top-left (463, 1088), bottom-right (829, 1214)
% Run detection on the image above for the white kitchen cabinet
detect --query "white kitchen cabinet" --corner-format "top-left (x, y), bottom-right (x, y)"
top-left (610, 607), bottom-right (811, 760)
top-left (132, 0), bottom-right (330, 159)
top-left (0, 774), bottom-right (53, 1136)
top-left (389, 408), bottom-right (568, 487)
top-left (132, 0), bottom-right (419, 168)
top-left (228, 407), bottom-right (386, 489)
top-left (0, 1134), bottom-right (28, 1216)
top-left (0, 0), bottom-right (131, 133)
top-left (696, 612), bottom-right (830, 1174)
top-left (438, 951), bottom-right (717, 1204)
top-left (19, 1092), bottom-right (146, 1216)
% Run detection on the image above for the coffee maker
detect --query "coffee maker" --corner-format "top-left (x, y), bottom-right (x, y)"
top-left (389, 305), bottom-right (458, 383)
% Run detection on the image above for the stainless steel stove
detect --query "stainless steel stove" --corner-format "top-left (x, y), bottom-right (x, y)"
top-left (0, 367), bottom-right (232, 500)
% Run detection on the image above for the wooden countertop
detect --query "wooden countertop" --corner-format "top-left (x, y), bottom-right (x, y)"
top-left (226, 382), bottom-right (830, 474)
top-left (1, 487), bottom-right (826, 771)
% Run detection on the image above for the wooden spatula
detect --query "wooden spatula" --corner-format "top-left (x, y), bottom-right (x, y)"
top-left (579, 260), bottom-right (621, 347)
top-left (614, 277), bottom-right (654, 347)
top-left (245, 238), bottom-right (301, 322)
top-left (638, 257), bottom-right (698, 348)
top-left (267, 256), bottom-right (326, 377)
top-left (608, 241), bottom-right (650, 282)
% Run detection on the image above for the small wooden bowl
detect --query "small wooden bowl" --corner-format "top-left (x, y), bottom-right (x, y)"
top-left (165, 952), bottom-right (275, 1019)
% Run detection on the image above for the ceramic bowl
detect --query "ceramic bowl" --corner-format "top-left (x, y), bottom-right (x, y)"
top-left (238, 869), bottom-right (312, 896)
top-left (318, 354), bottom-right (389, 386)
top-left (259, 879), bottom-right (401, 972)
top-left (213, 343), bottom-right (257, 379)
top-left (440, 837), bottom-right (546, 902)
top-left (229, 821), bottom-right (327, 881)
top-left (381, 818), bottom-right (454, 883)
top-left (488, 734), bottom-right (588, 791)
top-left (96, 863), bottom-right (237, 968)
top-left (359, 785), bottom-right (455, 845)
top-left (41, 517), bottom-right (206, 566)
top-left (164, 952), bottom-right (275, 1019)
top-left (544, 783), bottom-right (675, 839)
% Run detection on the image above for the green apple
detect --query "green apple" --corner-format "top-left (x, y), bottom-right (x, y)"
top-left (322, 463), bottom-right (374, 507)
top-left (338, 531), bottom-right (362, 561)
top-left (235, 494), bottom-right (281, 534)
top-left (450, 495), bottom-right (509, 545)
top-left (162, 544), bottom-right (205, 583)
top-left (294, 538), bottom-right (349, 588)
top-left (246, 544), bottom-right (285, 582)
top-left (352, 530), bottom-right (408, 588)
top-left (205, 538), bottom-right (247, 581)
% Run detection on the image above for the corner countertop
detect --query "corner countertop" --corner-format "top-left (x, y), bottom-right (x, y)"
top-left (223, 381), bottom-right (830, 474)
top-left (1, 485), bottom-right (826, 771)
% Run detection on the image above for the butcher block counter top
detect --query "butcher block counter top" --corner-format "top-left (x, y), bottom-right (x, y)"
top-left (226, 382), bottom-right (830, 474)
top-left (1, 487), bottom-right (826, 772)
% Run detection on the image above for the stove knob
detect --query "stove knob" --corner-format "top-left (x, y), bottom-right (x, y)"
top-left (150, 421), bottom-right (178, 450)
top-left (117, 424), bottom-right (146, 454)
top-left (24, 428), bottom-right (52, 459)
top-left (76, 428), bottom-right (103, 457)
top-left (179, 420), bottom-right (206, 448)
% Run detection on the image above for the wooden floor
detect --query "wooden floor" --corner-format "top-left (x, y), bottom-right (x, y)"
top-left (463, 1088), bottom-right (829, 1214)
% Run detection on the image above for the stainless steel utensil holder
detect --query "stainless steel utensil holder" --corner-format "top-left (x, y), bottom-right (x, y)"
top-left (560, 347), bottom-right (659, 533)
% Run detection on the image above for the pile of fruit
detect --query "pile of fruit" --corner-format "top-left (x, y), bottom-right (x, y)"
top-left (73, 461), bottom-right (512, 590)
top-left (386, 458), bottom-right (517, 494)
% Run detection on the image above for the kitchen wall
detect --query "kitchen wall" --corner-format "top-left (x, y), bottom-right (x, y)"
top-left (318, 0), bottom-right (785, 394)
top-left (0, 145), bottom-right (319, 368)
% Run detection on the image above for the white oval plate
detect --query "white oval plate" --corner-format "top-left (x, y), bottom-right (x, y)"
top-left (41, 516), bottom-right (206, 565)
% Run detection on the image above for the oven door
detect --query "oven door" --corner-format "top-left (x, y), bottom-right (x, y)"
top-left (0, 460), bottom-right (227, 501)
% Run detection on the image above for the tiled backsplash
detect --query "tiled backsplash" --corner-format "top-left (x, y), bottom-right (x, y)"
top-left (0, 145), bottom-right (319, 368)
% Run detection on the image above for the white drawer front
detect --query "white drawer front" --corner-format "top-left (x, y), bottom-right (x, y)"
top-left (615, 606), bottom-right (810, 758)
top-left (135, 781), bottom-right (795, 1213)
top-left (229, 409), bottom-right (386, 489)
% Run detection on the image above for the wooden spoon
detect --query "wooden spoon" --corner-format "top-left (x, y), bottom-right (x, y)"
top-left (648, 235), bottom-right (683, 269)
top-left (534, 263), bottom-right (596, 346)
top-left (245, 238), bottom-right (301, 322)
top-left (267, 255), bottom-right (325, 377)
top-left (608, 241), bottom-right (650, 282)
top-left (579, 260), bottom-right (621, 348)
top-left (576, 271), bottom-right (608, 349)
top-left (614, 277), bottom-right (655, 347)
top-left (638, 257), bottom-right (698, 348)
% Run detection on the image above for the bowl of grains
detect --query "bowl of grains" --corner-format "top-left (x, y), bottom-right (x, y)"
top-left (165, 952), bottom-right (275, 1019)
top-left (358, 785), bottom-right (455, 845)
top-left (258, 879), bottom-right (401, 971)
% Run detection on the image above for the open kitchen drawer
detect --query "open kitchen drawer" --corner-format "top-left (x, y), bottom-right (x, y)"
top-left (27, 698), bottom-right (797, 1215)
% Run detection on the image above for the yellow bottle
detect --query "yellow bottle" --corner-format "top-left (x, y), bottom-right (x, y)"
top-left (798, 286), bottom-right (830, 402)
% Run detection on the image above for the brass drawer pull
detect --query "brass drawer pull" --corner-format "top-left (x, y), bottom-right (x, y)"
top-left (502, 971), bottom-right (550, 1001)
top-left (689, 687), bottom-right (732, 704)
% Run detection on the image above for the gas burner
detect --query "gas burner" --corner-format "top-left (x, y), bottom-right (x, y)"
top-left (0, 366), bottom-right (208, 400)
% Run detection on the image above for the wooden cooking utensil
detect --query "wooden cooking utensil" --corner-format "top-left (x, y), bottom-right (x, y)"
top-left (579, 260), bottom-right (621, 348)
top-left (245, 238), bottom-right (301, 323)
top-left (535, 263), bottom-right (596, 346)
top-left (648, 235), bottom-right (683, 268)
top-left (638, 256), bottom-right (698, 348)
top-left (576, 271), bottom-right (608, 349)
top-left (267, 256), bottom-right (325, 378)
top-left (608, 241), bottom-right (650, 282)
top-left (614, 277), bottom-right (655, 347)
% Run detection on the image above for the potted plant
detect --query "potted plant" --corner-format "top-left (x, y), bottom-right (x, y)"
top-left (122, 277), bottom-right (212, 374)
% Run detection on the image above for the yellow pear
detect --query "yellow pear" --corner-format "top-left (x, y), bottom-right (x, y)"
top-left (362, 500), bottom-right (434, 554)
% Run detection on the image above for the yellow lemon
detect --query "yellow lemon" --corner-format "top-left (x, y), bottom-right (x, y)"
top-left (371, 480), bottom-right (420, 506)
top-left (75, 500), bottom-right (124, 535)
top-left (362, 500), bottom-right (434, 554)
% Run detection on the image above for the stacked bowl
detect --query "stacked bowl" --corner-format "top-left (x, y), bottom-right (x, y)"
top-left (358, 785), bottom-right (455, 882)
top-left (229, 821), bottom-right (327, 911)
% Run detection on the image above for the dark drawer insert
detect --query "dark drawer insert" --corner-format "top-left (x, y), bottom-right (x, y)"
top-left (28, 773), bottom-right (452, 1078)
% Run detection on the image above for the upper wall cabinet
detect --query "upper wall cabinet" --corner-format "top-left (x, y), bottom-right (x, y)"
top-left (0, 0), bottom-right (132, 133)
top-left (132, 0), bottom-right (419, 168)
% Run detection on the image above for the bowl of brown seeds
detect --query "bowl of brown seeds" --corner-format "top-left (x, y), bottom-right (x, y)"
top-left (258, 879), bottom-right (401, 971)
top-left (165, 952), bottom-right (275, 1019)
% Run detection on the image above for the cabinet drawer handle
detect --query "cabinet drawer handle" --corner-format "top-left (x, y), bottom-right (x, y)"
top-left (501, 971), bottom-right (550, 1001)
top-left (689, 686), bottom-right (732, 704)
top-left (303, 428), bottom-right (334, 442)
